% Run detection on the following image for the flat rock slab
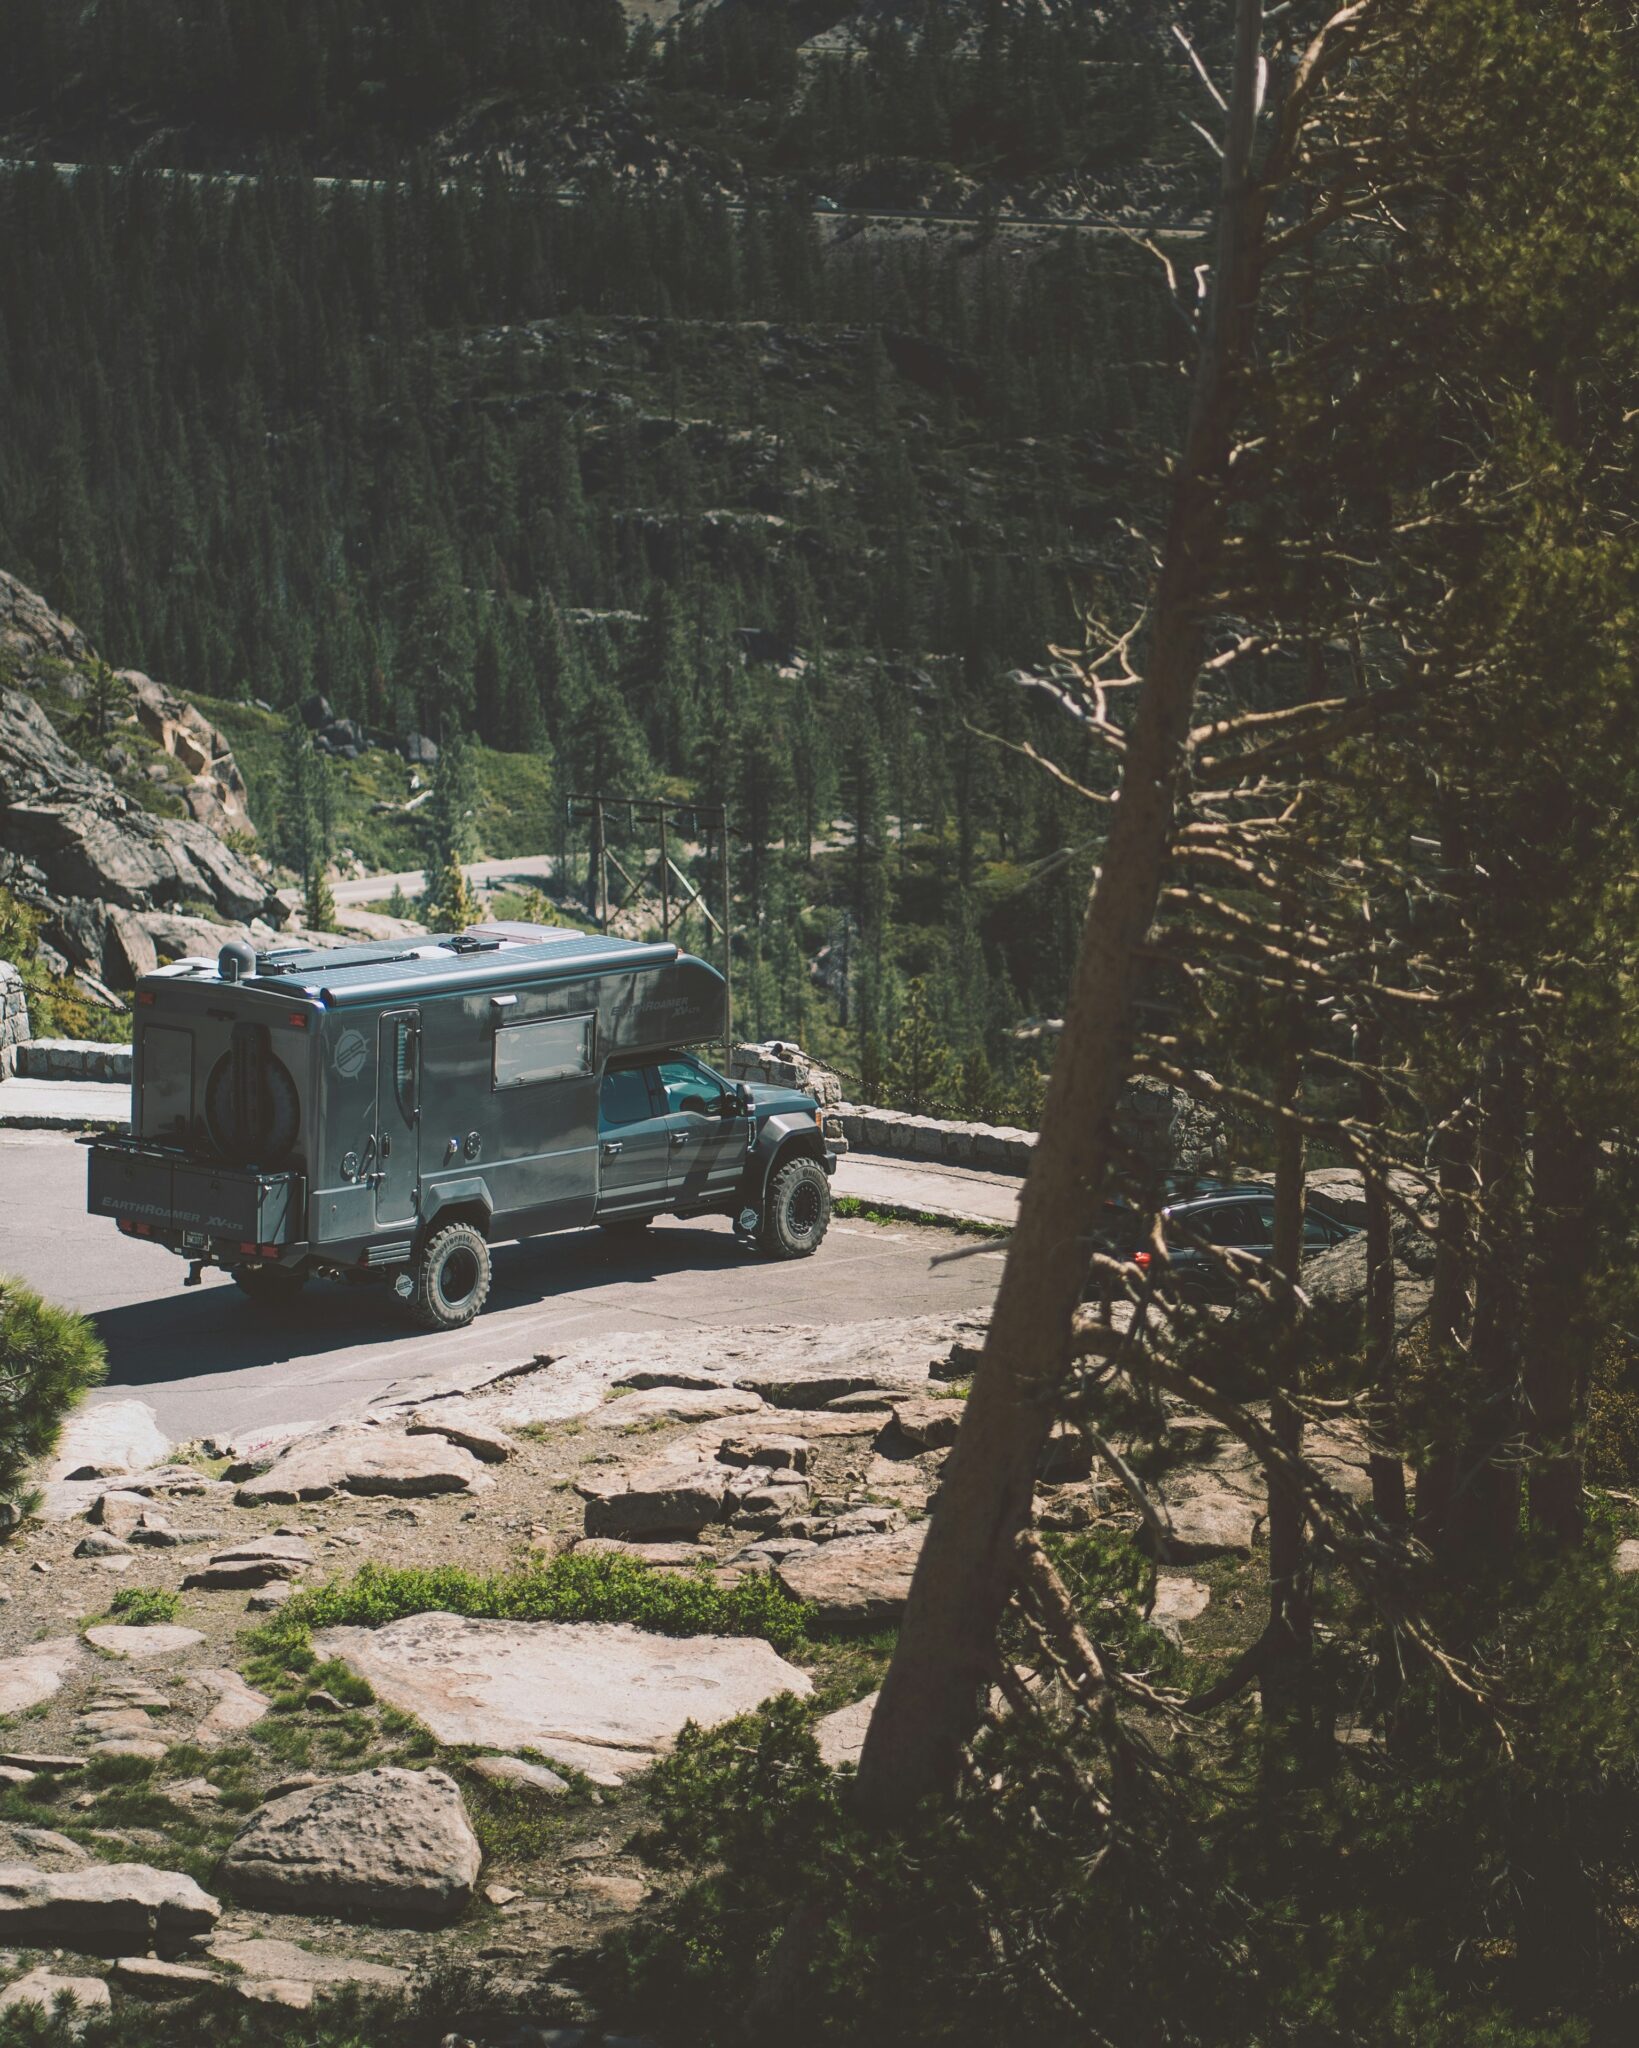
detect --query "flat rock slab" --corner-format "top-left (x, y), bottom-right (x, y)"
top-left (467, 1754), bottom-right (570, 1798)
top-left (182, 1536), bottom-right (315, 1590)
top-left (206, 1933), bottom-right (407, 2009)
top-left (594, 1388), bottom-right (766, 1430)
top-left (0, 1968), bottom-right (111, 2014)
top-left (46, 1399), bottom-right (169, 1483)
top-left (580, 1456), bottom-right (730, 1540)
top-left (313, 1611), bottom-right (812, 1786)
top-left (391, 1317), bottom-right (975, 1437)
top-left (877, 1397), bottom-right (963, 1452)
top-left (814, 1691), bottom-right (878, 1770)
top-left (185, 1668), bottom-right (272, 1745)
top-left (405, 1403), bottom-right (513, 1462)
top-left (0, 1824), bottom-right (89, 1871)
top-left (1156, 1480), bottom-right (1261, 1559)
top-left (237, 1425), bottom-right (492, 1504)
top-left (84, 1624), bottom-right (205, 1661)
top-left (220, 1766), bottom-right (480, 1925)
top-left (0, 1637), bottom-right (81, 1715)
top-left (112, 1956), bottom-right (221, 1997)
top-left (775, 1523), bottom-right (929, 1628)
top-left (1150, 1575), bottom-right (1212, 1633)
top-left (1615, 1539), bottom-right (1639, 1576)
top-left (0, 1860), bottom-right (219, 1951)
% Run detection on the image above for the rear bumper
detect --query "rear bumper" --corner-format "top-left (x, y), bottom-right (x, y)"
top-left (87, 1137), bottom-right (305, 1253)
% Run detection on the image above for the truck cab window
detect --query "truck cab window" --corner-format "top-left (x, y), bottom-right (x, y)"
top-left (601, 1066), bottom-right (657, 1128)
top-left (658, 1055), bottom-right (720, 1117)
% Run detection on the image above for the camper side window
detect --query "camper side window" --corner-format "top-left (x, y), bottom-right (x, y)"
top-left (494, 1012), bottom-right (595, 1090)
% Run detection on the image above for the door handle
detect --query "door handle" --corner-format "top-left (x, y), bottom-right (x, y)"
top-left (602, 1140), bottom-right (623, 1158)
top-left (381, 1135), bottom-right (392, 1158)
top-left (669, 1131), bottom-right (689, 1148)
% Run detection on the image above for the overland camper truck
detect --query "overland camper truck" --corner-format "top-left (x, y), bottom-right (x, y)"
top-left (85, 924), bottom-right (845, 1329)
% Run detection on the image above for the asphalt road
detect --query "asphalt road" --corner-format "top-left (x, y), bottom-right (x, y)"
top-left (0, 1129), bottom-right (1002, 1445)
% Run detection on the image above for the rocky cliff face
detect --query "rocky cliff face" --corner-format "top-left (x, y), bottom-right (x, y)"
top-left (0, 573), bottom-right (285, 985)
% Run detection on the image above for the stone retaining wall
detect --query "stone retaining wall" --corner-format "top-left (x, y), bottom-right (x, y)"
top-left (734, 1042), bottom-right (1229, 1181)
top-left (0, 961), bottom-right (28, 1076)
top-left (12, 1037), bottom-right (131, 1083)
top-left (834, 1105), bottom-right (1036, 1172)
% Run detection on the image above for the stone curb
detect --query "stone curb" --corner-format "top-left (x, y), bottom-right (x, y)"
top-left (12, 1039), bottom-right (132, 1083)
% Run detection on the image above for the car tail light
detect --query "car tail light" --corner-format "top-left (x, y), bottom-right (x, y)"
top-left (258, 1244), bottom-right (282, 1260)
top-left (118, 1219), bottom-right (154, 1238)
top-left (1132, 1250), bottom-right (1152, 1269)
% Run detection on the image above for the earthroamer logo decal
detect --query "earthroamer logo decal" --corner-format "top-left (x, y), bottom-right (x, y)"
top-left (334, 1029), bottom-right (369, 1079)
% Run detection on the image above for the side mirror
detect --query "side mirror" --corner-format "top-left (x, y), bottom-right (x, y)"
top-left (733, 1083), bottom-right (754, 1118)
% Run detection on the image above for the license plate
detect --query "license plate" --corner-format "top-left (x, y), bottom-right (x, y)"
top-left (182, 1230), bottom-right (207, 1249)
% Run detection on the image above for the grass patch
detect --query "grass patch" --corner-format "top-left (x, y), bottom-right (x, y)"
top-left (99, 1586), bottom-right (181, 1627)
top-left (458, 1768), bottom-right (582, 1867)
top-left (253, 1552), bottom-right (814, 1669)
top-left (833, 1196), bottom-right (1011, 1240)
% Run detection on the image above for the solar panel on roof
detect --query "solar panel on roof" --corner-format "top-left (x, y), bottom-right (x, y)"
top-left (243, 928), bottom-right (680, 1002)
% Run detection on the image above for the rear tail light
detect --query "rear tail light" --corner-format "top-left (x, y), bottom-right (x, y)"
top-left (258, 1245), bottom-right (282, 1260)
top-left (118, 1219), bottom-right (155, 1238)
top-left (1132, 1250), bottom-right (1152, 1269)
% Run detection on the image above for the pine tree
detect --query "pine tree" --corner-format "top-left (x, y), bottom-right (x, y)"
top-left (421, 732), bottom-right (479, 932)
top-left (883, 979), bottom-right (955, 1117)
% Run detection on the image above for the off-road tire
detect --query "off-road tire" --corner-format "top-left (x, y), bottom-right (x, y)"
top-left (231, 1263), bottom-right (308, 1306)
top-left (758, 1156), bottom-right (831, 1260)
top-left (410, 1222), bottom-right (492, 1330)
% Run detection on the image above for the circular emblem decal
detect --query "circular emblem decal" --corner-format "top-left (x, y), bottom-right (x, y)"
top-left (334, 1028), bottom-right (369, 1080)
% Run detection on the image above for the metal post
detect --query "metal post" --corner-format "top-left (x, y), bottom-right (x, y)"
top-left (720, 806), bottom-right (732, 1070)
top-left (659, 804), bottom-right (671, 939)
top-left (592, 795), bottom-right (607, 930)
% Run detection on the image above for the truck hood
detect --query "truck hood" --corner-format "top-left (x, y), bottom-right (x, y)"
top-left (743, 1081), bottom-right (820, 1121)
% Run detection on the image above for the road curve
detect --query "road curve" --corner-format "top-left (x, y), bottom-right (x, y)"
top-left (0, 1129), bottom-right (1001, 1444)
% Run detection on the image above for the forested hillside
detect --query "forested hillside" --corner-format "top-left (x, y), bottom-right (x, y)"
top-left (0, 6), bottom-right (1207, 1101)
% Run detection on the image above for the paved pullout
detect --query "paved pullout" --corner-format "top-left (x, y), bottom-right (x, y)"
top-left (0, 1129), bottom-right (1003, 1442)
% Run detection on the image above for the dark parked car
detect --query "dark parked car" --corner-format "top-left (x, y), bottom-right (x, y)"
top-left (1098, 1183), bottom-right (1360, 1303)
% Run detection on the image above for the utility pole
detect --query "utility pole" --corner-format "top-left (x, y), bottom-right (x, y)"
top-left (568, 794), bottom-right (734, 1066)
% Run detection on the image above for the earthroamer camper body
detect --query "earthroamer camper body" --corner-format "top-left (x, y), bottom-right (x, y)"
top-left (86, 923), bottom-right (842, 1327)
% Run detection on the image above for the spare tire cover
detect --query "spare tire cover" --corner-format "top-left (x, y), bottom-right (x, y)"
top-left (206, 1023), bottom-right (300, 1166)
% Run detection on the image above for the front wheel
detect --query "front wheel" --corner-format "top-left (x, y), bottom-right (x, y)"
top-left (758, 1157), bottom-right (831, 1260)
top-left (231, 1263), bottom-right (308, 1307)
top-left (409, 1222), bottom-right (492, 1330)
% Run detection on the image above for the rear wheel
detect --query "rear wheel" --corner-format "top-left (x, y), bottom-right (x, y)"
top-left (231, 1263), bottom-right (308, 1306)
top-left (410, 1222), bottom-right (492, 1330)
top-left (758, 1156), bottom-right (831, 1260)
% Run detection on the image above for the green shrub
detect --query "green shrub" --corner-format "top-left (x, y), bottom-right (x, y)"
top-left (103, 1587), bottom-right (181, 1627)
top-left (271, 1553), bottom-right (813, 1657)
top-left (0, 1277), bottom-right (106, 1523)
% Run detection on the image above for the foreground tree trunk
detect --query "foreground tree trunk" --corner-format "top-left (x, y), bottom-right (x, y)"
top-left (853, 0), bottom-right (1273, 1826)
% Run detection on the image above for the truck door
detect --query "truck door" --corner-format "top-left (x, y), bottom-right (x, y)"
top-left (375, 1009), bottom-right (421, 1226)
top-left (657, 1054), bottom-right (749, 1207)
top-left (596, 1063), bottom-right (672, 1216)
